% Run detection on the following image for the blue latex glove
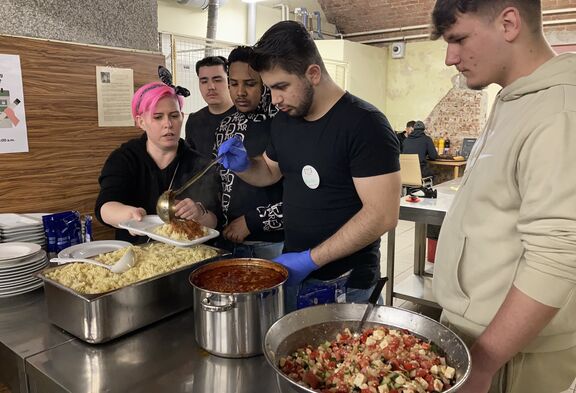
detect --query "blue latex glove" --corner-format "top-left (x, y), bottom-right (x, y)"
top-left (217, 136), bottom-right (250, 172)
top-left (274, 249), bottom-right (319, 286)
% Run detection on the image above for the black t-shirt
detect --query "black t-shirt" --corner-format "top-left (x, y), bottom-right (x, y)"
top-left (266, 92), bottom-right (400, 288)
top-left (214, 111), bottom-right (284, 242)
top-left (95, 134), bottom-right (221, 243)
top-left (185, 106), bottom-right (235, 158)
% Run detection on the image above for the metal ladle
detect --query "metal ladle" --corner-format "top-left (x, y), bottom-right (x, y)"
top-left (156, 155), bottom-right (222, 223)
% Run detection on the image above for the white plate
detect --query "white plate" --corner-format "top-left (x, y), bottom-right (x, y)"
top-left (0, 275), bottom-right (41, 288)
top-left (0, 281), bottom-right (43, 298)
top-left (2, 233), bottom-right (45, 242)
top-left (0, 256), bottom-right (47, 276)
top-left (0, 226), bottom-right (44, 236)
top-left (57, 240), bottom-right (132, 258)
top-left (0, 242), bottom-right (42, 262)
top-left (0, 214), bottom-right (42, 230)
top-left (119, 215), bottom-right (219, 247)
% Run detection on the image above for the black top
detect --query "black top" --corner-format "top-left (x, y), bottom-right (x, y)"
top-left (185, 106), bottom-right (236, 158)
top-left (95, 134), bottom-right (221, 243)
top-left (214, 111), bottom-right (284, 243)
top-left (266, 92), bottom-right (400, 288)
top-left (402, 128), bottom-right (438, 177)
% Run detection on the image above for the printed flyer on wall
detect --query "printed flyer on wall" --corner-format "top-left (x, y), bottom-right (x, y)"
top-left (0, 54), bottom-right (28, 154)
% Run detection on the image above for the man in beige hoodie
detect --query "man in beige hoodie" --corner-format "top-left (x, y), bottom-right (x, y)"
top-left (430, 1), bottom-right (576, 393)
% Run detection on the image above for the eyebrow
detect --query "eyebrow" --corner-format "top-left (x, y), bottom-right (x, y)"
top-left (269, 82), bottom-right (288, 89)
top-left (153, 111), bottom-right (180, 116)
top-left (229, 78), bottom-right (257, 82)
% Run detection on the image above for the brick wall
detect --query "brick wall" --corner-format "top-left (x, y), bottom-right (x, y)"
top-left (319, 0), bottom-right (576, 42)
top-left (424, 74), bottom-right (486, 154)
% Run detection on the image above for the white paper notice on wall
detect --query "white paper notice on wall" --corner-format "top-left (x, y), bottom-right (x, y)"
top-left (0, 54), bottom-right (28, 154)
top-left (96, 66), bottom-right (134, 127)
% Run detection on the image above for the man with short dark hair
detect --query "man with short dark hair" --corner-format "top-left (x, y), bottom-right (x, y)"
top-left (185, 56), bottom-right (234, 156)
top-left (218, 21), bottom-right (401, 309)
top-left (431, 1), bottom-right (576, 392)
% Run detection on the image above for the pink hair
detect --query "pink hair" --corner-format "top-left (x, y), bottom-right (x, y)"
top-left (131, 82), bottom-right (184, 120)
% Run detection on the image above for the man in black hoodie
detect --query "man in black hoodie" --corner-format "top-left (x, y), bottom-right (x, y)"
top-left (402, 120), bottom-right (438, 178)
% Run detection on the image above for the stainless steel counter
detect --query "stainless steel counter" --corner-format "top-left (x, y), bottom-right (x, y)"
top-left (0, 289), bottom-right (75, 393)
top-left (19, 293), bottom-right (280, 393)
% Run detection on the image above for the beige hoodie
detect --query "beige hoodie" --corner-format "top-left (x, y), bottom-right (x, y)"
top-left (433, 53), bottom-right (576, 353)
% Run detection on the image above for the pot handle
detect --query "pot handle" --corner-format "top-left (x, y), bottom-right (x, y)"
top-left (201, 295), bottom-right (235, 312)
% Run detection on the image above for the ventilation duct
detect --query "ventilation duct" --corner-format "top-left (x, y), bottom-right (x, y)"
top-left (176, 0), bottom-right (228, 9)
top-left (205, 0), bottom-right (219, 56)
top-left (176, 0), bottom-right (209, 8)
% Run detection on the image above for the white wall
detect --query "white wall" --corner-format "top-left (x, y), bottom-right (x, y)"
top-left (317, 40), bottom-right (388, 112)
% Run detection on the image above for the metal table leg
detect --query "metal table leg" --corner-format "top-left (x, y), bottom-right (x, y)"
top-left (413, 223), bottom-right (427, 276)
top-left (385, 228), bottom-right (396, 306)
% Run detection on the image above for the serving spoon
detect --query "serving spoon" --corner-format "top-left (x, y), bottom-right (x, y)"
top-left (353, 276), bottom-right (388, 338)
top-left (50, 248), bottom-right (135, 274)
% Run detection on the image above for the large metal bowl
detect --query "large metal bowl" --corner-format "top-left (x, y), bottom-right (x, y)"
top-left (264, 303), bottom-right (471, 393)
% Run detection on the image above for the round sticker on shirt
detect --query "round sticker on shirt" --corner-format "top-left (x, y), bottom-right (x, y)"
top-left (302, 165), bottom-right (320, 189)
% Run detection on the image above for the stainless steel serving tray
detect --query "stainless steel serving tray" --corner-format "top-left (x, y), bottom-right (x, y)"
top-left (37, 244), bottom-right (229, 344)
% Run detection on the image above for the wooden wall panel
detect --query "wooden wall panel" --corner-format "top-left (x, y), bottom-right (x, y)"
top-left (0, 36), bottom-right (165, 240)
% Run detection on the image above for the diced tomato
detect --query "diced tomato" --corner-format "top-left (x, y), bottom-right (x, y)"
top-left (415, 368), bottom-right (428, 378)
top-left (381, 348), bottom-right (395, 360)
top-left (403, 335), bottom-right (417, 348)
top-left (403, 360), bottom-right (418, 371)
top-left (303, 371), bottom-right (321, 389)
top-left (359, 358), bottom-right (370, 369)
top-left (421, 342), bottom-right (431, 350)
top-left (419, 360), bottom-right (433, 370)
top-left (388, 337), bottom-right (400, 351)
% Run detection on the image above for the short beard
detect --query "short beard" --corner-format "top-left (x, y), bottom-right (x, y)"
top-left (290, 79), bottom-right (314, 118)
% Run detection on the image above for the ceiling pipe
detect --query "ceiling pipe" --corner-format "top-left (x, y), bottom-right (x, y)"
top-left (358, 33), bottom-right (429, 45)
top-left (344, 8), bottom-right (576, 40)
top-left (358, 16), bottom-right (576, 45)
top-left (343, 24), bottom-right (429, 38)
top-left (544, 18), bottom-right (576, 26)
top-left (273, 3), bottom-right (290, 21)
top-left (542, 7), bottom-right (576, 15)
top-left (294, 7), bottom-right (309, 29)
top-left (312, 11), bottom-right (324, 39)
top-left (247, 2), bottom-right (257, 45)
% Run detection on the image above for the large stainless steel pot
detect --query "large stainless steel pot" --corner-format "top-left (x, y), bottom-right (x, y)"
top-left (189, 258), bottom-right (287, 358)
top-left (264, 303), bottom-right (471, 393)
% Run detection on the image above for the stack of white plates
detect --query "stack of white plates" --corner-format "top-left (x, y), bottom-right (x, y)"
top-left (0, 242), bottom-right (47, 298)
top-left (0, 213), bottom-right (46, 247)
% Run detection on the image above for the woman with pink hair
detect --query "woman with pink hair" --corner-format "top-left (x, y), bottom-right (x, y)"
top-left (96, 70), bottom-right (220, 243)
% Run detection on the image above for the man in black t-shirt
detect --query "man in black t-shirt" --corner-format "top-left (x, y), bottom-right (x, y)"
top-left (218, 21), bottom-right (401, 310)
top-left (185, 56), bottom-right (235, 157)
